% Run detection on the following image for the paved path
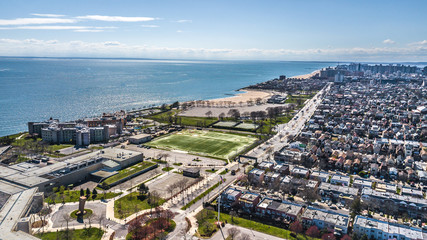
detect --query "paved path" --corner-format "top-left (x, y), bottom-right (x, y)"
top-left (210, 224), bottom-right (287, 240)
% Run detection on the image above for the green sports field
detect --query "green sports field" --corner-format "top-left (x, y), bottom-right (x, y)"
top-left (146, 130), bottom-right (257, 160)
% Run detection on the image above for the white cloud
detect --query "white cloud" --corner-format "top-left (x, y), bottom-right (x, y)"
top-left (0, 18), bottom-right (76, 25)
top-left (76, 15), bottom-right (155, 22)
top-left (74, 29), bottom-right (104, 32)
top-left (383, 39), bottom-right (395, 44)
top-left (409, 40), bottom-right (427, 46)
top-left (141, 25), bottom-right (159, 28)
top-left (103, 41), bottom-right (121, 46)
top-left (0, 26), bottom-right (116, 31)
top-left (176, 19), bottom-right (192, 23)
top-left (0, 38), bottom-right (426, 61)
top-left (31, 13), bottom-right (65, 18)
top-left (176, 30), bottom-right (183, 33)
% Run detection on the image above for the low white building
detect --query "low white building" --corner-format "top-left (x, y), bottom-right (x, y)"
top-left (330, 174), bottom-right (350, 186)
top-left (353, 215), bottom-right (426, 240)
top-left (129, 133), bottom-right (152, 144)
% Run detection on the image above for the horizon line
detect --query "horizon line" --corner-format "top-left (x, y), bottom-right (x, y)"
top-left (0, 56), bottom-right (426, 65)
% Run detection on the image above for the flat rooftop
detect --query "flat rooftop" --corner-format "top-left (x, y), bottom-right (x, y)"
top-left (0, 148), bottom-right (142, 189)
top-left (0, 187), bottom-right (39, 240)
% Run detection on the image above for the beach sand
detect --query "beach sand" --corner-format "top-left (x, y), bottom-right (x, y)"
top-left (291, 70), bottom-right (320, 79)
top-left (203, 69), bottom-right (319, 104)
top-left (207, 90), bottom-right (273, 105)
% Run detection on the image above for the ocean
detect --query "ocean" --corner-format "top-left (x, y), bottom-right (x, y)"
top-left (0, 57), bottom-right (334, 137)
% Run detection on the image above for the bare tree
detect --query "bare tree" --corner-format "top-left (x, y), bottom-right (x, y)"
top-left (96, 213), bottom-right (103, 230)
top-left (62, 213), bottom-right (73, 239)
top-left (87, 213), bottom-right (95, 228)
top-left (205, 111), bottom-right (213, 118)
top-left (228, 227), bottom-right (240, 239)
top-left (240, 233), bottom-right (251, 240)
top-left (229, 211), bottom-right (238, 223)
top-left (218, 112), bottom-right (225, 120)
top-left (167, 183), bottom-right (177, 199)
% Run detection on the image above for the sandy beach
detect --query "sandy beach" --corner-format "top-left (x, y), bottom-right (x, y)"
top-left (291, 70), bottom-right (320, 79)
top-left (196, 68), bottom-right (320, 106)
top-left (207, 90), bottom-right (274, 105)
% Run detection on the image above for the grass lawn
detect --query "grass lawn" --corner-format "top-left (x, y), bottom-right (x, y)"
top-left (36, 228), bottom-right (103, 240)
top-left (256, 115), bottom-right (293, 134)
top-left (285, 93), bottom-right (316, 108)
top-left (114, 192), bottom-right (165, 219)
top-left (103, 161), bottom-right (156, 186)
top-left (162, 167), bottom-right (174, 171)
top-left (197, 209), bottom-right (319, 240)
top-left (45, 190), bottom-right (121, 204)
top-left (48, 144), bottom-right (73, 152)
top-left (205, 169), bottom-right (218, 173)
top-left (146, 129), bottom-right (257, 160)
top-left (147, 110), bottom-right (217, 127)
top-left (70, 209), bottom-right (93, 219)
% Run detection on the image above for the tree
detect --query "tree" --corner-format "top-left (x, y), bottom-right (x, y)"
top-left (341, 235), bottom-right (352, 240)
top-left (171, 101), bottom-right (179, 109)
top-left (87, 213), bottom-right (95, 228)
top-left (290, 220), bottom-right (303, 235)
top-left (148, 190), bottom-right (161, 207)
top-left (359, 234), bottom-right (368, 240)
top-left (300, 187), bottom-right (320, 203)
top-left (321, 233), bottom-right (336, 240)
top-left (167, 183), bottom-right (177, 199)
top-left (218, 112), bottom-right (225, 120)
top-left (350, 197), bottom-right (362, 219)
top-left (92, 188), bottom-right (98, 200)
top-left (205, 111), bottom-right (213, 118)
top-left (128, 217), bottom-right (142, 236)
top-left (59, 185), bottom-right (65, 194)
top-left (306, 225), bottom-right (320, 238)
top-left (228, 109), bottom-right (240, 120)
top-left (240, 233), bottom-right (251, 240)
top-left (202, 221), bottom-right (215, 236)
top-left (138, 183), bottom-right (149, 197)
top-left (62, 213), bottom-right (72, 239)
top-left (227, 227), bottom-right (240, 240)
top-left (230, 210), bottom-right (237, 223)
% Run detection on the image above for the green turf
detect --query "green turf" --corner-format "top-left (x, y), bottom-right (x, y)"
top-left (146, 130), bottom-right (257, 159)
top-left (103, 161), bottom-right (156, 186)
top-left (70, 209), bottom-right (93, 219)
top-left (36, 228), bottom-right (104, 240)
top-left (45, 190), bottom-right (121, 204)
top-left (197, 209), bottom-right (320, 240)
top-left (146, 110), bottom-right (217, 127)
top-left (114, 192), bottom-right (165, 219)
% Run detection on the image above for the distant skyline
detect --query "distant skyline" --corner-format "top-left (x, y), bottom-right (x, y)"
top-left (0, 0), bottom-right (426, 61)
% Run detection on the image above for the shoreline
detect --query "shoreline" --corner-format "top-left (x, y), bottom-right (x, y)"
top-left (202, 69), bottom-right (320, 105)
top-left (0, 68), bottom-right (321, 138)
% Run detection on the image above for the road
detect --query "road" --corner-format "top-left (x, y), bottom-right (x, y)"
top-left (247, 83), bottom-right (332, 162)
top-left (166, 163), bottom-right (241, 239)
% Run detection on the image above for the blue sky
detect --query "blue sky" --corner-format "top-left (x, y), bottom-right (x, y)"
top-left (0, 0), bottom-right (426, 61)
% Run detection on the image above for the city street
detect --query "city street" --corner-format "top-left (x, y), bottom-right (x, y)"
top-left (247, 83), bottom-right (331, 161)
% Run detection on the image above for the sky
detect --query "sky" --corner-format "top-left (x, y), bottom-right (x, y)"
top-left (0, 0), bottom-right (426, 61)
